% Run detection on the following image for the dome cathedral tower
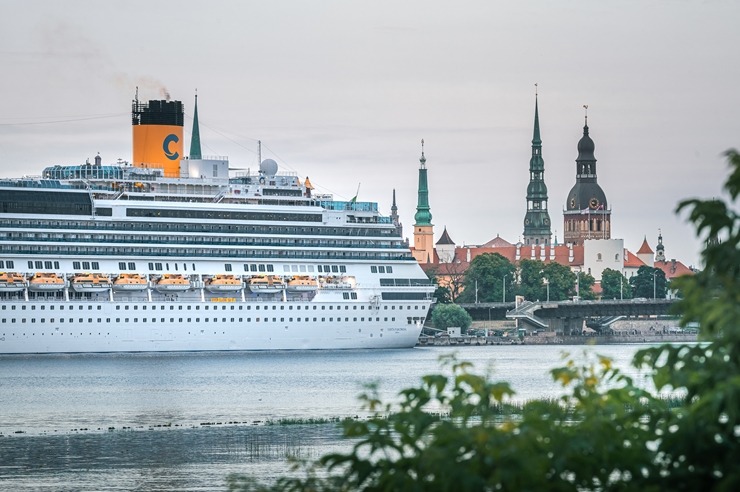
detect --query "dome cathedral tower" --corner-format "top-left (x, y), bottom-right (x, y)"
top-left (563, 106), bottom-right (611, 245)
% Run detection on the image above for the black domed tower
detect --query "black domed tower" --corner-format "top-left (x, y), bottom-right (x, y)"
top-left (563, 107), bottom-right (611, 245)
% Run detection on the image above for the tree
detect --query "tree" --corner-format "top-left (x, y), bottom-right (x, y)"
top-left (576, 270), bottom-right (596, 300)
top-left (600, 267), bottom-right (632, 299)
top-left (230, 150), bottom-right (740, 491)
top-left (630, 265), bottom-right (667, 298)
top-left (425, 261), bottom-right (467, 303)
top-left (430, 304), bottom-right (473, 332)
top-left (516, 259), bottom-right (547, 301)
top-left (457, 253), bottom-right (516, 303)
top-left (540, 261), bottom-right (577, 301)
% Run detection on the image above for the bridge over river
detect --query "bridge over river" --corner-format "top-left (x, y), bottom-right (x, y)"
top-left (458, 299), bottom-right (679, 335)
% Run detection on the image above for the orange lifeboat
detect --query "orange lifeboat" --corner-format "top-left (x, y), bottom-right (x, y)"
top-left (28, 273), bottom-right (65, 292)
top-left (71, 273), bottom-right (112, 293)
top-left (113, 273), bottom-right (148, 292)
top-left (0, 272), bottom-right (28, 292)
top-left (155, 274), bottom-right (191, 292)
top-left (248, 275), bottom-right (285, 294)
top-left (286, 276), bottom-right (318, 292)
top-left (205, 274), bottom-right (244, 293)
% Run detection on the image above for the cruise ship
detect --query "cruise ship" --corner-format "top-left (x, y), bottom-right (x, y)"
top-left (0, 95), bottom-right (434, 354)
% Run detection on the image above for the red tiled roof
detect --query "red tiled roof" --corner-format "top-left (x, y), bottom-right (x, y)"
top-left (636, 237), bottom-right (654, 255)
top-left (623, 250), bottom-right (646, 268)
top-left (481, 235), bottom-right (514, 248)
top-left (654, 259), bottom-right (694, 279)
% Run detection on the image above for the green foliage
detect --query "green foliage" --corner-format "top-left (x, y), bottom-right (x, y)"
top-left (629, 265), bottom-right (667, 299)
top-left (600, 267), bottom-right (633, 299)
top-left (516, 258), bottom-right (547, 300)
top-left (541, 261), bottom-right (578, 301)
top-left (430, 303), bottom-right (472, 331)
top-left (457, 253), bottom-right (516, 303)
top-left (577, 271), bottom-right (596, 300)
top-left (229, 149), bottom-right (740, 491)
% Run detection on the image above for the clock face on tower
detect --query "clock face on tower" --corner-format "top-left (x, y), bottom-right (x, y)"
top-left (589, 197), bottom-right (599, 209)
top-left (524, 218), bottom-right (530, 225)
top-left (543, 218), bottom-right (550, 225)
top-left (570, 197), bottom-right (576, 208)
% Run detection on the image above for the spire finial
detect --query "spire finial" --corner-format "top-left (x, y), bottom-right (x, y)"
top-left (535, 82), bottom-right (538, 97)
top-left (583, 104), bottom-right (589, 126)
top-left (419, 138), bottom-right (426, 168)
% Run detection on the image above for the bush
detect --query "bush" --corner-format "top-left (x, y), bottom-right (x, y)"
top-left (229, 150), bottom-right (740, 491)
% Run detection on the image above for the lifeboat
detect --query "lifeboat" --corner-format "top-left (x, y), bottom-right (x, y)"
top-left (248, 275), bottom-right (285, 294)
top-left (28, 273), bottom-right (65, 292)
top-left (286, 275), bottom-right (318, 292)
top-left (0, 272), bottom-right (28, 292)
top-left (155, 274), bottom-right (192, 292)
top-left (71, 273), bottom-right (112, 293)
top-left (319, 276), bottom-right (354, 290)
top-left (205, 274), bottom-right (244, 293)
top-left (113, 273), bottom-right (148, 291)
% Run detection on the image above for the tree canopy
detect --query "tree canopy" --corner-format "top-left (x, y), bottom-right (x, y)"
top-left (430, 303), bottom-right (472, 332)
top-left (230, 151), bottom-right (740, 492)
top-left (600, 267), bottom-right (632, 299)
top-left (630, 265), bottom-right (668, 299)
top-left (457, 253), bottom-right (516, 303)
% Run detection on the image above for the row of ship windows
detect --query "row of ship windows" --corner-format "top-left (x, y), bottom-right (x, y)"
top-left (0, 232), bottom-right (402, 250)
top-left (0, 219), bottom-right (397, 238)
top-left (2, 245), bottom-right (412, 261)
top-left (0, 260), bottom-right (15, 269)
top-left (2, 304), bottom-right (425, 311)
top-left (2, 316), bottom-right (402, 325)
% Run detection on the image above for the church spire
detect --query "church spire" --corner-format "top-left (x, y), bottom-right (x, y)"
top-left (522, 88), bottom-right (551, 246)
top-left (414, 139), bottom-right (432, 226)
top-left (189, 93), bottom-right (202, 160)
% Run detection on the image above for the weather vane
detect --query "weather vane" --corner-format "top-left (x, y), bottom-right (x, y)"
top-left (583, 104), bottom-right (589, 124)
top-left (535, 82), bottom-right (538, 96)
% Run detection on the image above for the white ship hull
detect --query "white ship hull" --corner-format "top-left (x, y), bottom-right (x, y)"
top-left (0, 299), bottom-right (425, 353)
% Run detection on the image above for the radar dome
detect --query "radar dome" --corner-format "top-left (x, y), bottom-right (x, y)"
top-left (260, 158), bottom-right (279, 177)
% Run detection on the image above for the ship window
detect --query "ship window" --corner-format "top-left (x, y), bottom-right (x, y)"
top-left (331, 266), bottom-right (339, 273)
top-left (35, 261), bottom-right (43, 269)
top-left (317, 266), bottom-right (323, 272)
top-left (174, 264), bottom-right (179, 271)
top-left (28, 261), bottom-right (33, 269)
top-left (370, 266), bottom-right (377, 273)
top-left (339, 266), bottom-right (346, 273)
top-left (300, 265), bottom-right (306, 272)
top-left (378, 266), bottom-right (385, 273)
top-left (44, 261), bottom-right (52, 269)
top-left (92, 262), bottom-right (99, 270)
top-left (267, 265), bottom-right (274, 272)
top-left (250, 265), bottom-right (257, 272)
top-left (148, 263), bottom-right (154, 270)
top-left (258, 265), bottom-right (266, 272)
top-left (82, 261), bottom-right (90, 269)
top-left (128, 262), bottom-right (136, 270)
top-left (386, 266), bottom-right (392, 273)
top-left (225, 264), bottom-right (232, 272)
top-left (119, 262), bottom-right (126, 270)
top-left (192, 263), bottom-right (196, 271)
top-left (155, 263), bottom-right (162, 271)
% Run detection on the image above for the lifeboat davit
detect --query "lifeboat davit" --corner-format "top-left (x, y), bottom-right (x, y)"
top-left (71, 273), bottom-right (112, 293)
top-left (286, 276), bottom-right (318, 292)
top-left (205, 274), bottom-right (244, 293)
top-left (155, 274), bottom-right (192, 292)
top-left (28, 273), bottom-right (65, 292)
top-left (0, 272), bottom-right (28, 292)
top-left (113, 273), bottom-right (148, 291)
top-left (248, 275), bottom-right (285, 294)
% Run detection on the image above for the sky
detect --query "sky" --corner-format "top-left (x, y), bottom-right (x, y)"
top-left (1, 0), bottom-right (738, 268)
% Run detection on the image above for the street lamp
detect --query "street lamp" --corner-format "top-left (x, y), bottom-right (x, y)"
top-left (502, 274), bottom-right (507, 303)
top-left (543, 277), bottom-right (550, 303)
top-left (652, 270), bottom-right (657, 299)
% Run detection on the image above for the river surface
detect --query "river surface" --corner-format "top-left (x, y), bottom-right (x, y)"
top-left (0, 344), bottom-right (661, 491)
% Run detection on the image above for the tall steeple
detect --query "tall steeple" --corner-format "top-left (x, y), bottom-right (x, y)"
top-left (655, 229), bottom-right (666, 262)
top-left (390, 188), bottom-right (402, 237)
top-left (189, 93), bottom-right (202, 160)
top-left (412, 139), bottom-right (435, 264)
top-left (523, 87), bottom-right (552, 246)
top-left (413, 139), bottom-right (432, 226)
top-left (563, 105), bottom-right (611, 245)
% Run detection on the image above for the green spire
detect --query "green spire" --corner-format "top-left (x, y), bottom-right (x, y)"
top-left (414, 139), bottom-right (432, 226)
top-left (523, 89), bottom-right (552, 245)
top-left (189, 93), bottom-right (202, 160)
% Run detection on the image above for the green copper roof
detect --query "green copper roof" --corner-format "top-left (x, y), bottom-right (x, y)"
top-left (523, 93), bottom-right (551, 242)
top-left (189, 94), bottom-right (202, 160)
top-left (414, 142), bottom-right (432, 225)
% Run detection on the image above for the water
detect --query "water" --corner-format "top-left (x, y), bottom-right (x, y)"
top-left (0, 344), bottom-right (657, 490)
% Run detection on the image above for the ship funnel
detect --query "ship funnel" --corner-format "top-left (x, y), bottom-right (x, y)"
top-left (132, 97), bottom-right (184, 177)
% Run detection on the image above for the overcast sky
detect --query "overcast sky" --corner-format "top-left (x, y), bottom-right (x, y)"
top-left (1, 1), bottom-right (738, 267)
